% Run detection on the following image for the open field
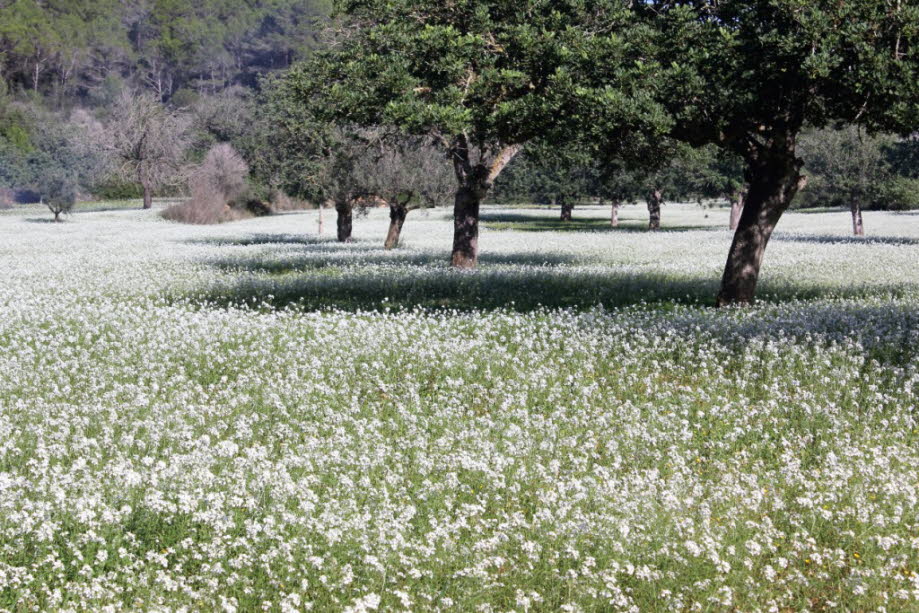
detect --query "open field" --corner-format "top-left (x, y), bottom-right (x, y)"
top-left (0, 203), bottom-right (918, 611)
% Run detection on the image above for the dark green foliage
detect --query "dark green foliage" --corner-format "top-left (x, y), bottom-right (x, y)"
top-left (632, 0), bottom-right (919, 303)
top-left (797, 127), bottom-right (894, 211)
top-left (886, 136), bottom-right (919, 180)
top-left (491, 143), bottom-right (594, 208)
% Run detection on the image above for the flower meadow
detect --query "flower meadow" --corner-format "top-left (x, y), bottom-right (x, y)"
top-left (0, 203), bottom-right (918, 611)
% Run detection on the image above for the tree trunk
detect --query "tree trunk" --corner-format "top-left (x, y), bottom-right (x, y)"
top-left (142, 185), bottom-right (153, 210)
top-left (610, 202), bottom-right (620, 227)
top-left (384, 203), bottom-right (408, 249)
top-left (647, 189), bottom-right (662, 230)
top-left (851, 202), bottom-right (865, 236)
top-left (728, 189), bottom-right (745, 231)
top-left (560, 201), bottom-right (573, 221)
top-left (451, 184), bottom-right (481, 268)
top-left (53, 210), bottom-right (61, 222)
top-left (317, 202), bottom-right (324, 235)
top-left (716, 152), bottom-right (805, 307)
top-left (449, 141), bottom-right (521, 269)
top-left (336, 201), bottom-right (353, 242)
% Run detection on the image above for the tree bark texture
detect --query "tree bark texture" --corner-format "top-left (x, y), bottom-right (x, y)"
top-left (336, 200), bottom-right (353, 243)
top-left (716, 152), bottom-right (805, 307)
top-left (384, 203), bottom-right (408, 249)
top-left (647, 189), bottom-right (662, 230)
top-left (851, 202), bottom-right (865, 236)
top-left (450, 141), bottom-right (521, 269)
top-left (560, 201), bottom-right (573, 221)
top-left (451, 184), bottom-right (480, 268)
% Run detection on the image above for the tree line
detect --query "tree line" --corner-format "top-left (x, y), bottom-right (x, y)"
top-left (273, 0), bottom-right (918, 305)
top-left (1, 0), bottom-right (917, 306)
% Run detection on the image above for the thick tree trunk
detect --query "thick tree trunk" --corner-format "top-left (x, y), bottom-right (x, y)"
top-left (728, 190), bottom-right (745, 231)
top-left (610, 202), bottom-right (620, 227)
top-left (449, 141), bottom-right (521, 269)
top-left (142, 185), bottom-right (153, 210)
top-left (384, 203), bottom-right (408, 249)
top-left (560, 201), bottom-right (573, 221)
top-left (647, 189), bottom-right (662, 231)
top-left (716, 152), bottom-right (805, 307)
top-left (336, 201), bottom-right (353, 243)
top-left (451, 185), bottom-right (481, 268)
top-left (851, 202), bottom-right (865, 236)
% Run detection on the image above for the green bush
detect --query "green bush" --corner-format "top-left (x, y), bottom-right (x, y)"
top-left (91, 178), bottom-right (143, 200)
top-left (873, 176), bottom-right (919, 211)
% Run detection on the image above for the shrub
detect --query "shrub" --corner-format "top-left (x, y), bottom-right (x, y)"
top-left (43, 174), bottom-right (77, 222)
top-left (162, 144), bottom-right (268, 224)
top-left (873, 176), bottom-right (919, 211)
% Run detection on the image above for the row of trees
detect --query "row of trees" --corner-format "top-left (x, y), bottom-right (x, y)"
top-left (273, 0), bottom-right (918, 306)
top-left (490, 130), bottom-right (919, 235)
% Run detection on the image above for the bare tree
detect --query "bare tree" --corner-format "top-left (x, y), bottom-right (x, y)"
top-left (162, 144), bottom-right (262, 224)
top-left (102, 91), bottom-right (189, 209)
top-left (355, 135), bottom-right (454, 249)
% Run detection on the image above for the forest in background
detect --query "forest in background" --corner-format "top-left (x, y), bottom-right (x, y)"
top-left (0, 0), bottom-right (916, 217)
top-left (0, 0), bottom-right (329, 203)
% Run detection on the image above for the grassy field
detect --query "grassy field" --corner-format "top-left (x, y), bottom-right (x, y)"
top-left (0, 202), bottom-right (917, 611)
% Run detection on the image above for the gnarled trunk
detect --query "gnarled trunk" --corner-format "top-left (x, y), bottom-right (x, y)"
top-left (384, 202), bottom-right (408, 249)
top-left (142, 185), bottom-right (153, 210)
top-left (335, 200), bottom-right (353, 243)
top-left (728, 188), bottom-right (746, 230)
top-left (716, 151), bottom-right (804, 307)
top-left (560, 201), bottom-right (573, 221)
top-left (449, 140), bottom-right (521, 269)
top-left (851, 202), bottom-right (865, 236)
top-left (647, 189), bottom-right (662, 231)
top-left (610, 201), bottom-right (620, 227)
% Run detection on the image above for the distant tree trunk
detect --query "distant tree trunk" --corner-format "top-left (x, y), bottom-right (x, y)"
top-left (716, 147), bottom-right (805, 307)
top-left (728, 188), bottom-right (746, 230)
top-left (610, 201), bottom-right (620, 227)
top-left (450, 139), bottom-right (521, 269)
top-left (384, 201), bottom-right (409, 249)
top-left (142, 184), bottom-right (153, 210)
top-left (317, 202), bottom-right (325, 235)
top-left (560, 201), bottom-right (573, 221)
top-left (53, 210), bottom-right (62, 222)
top-left (851, 202), bottom-right (865, 236)
top-left (336, 200), bottom-right (353, 242)
top-left (647, 189), bottom-right (662, 230)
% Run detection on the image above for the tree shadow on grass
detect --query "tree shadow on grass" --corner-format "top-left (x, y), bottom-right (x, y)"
top-left (183, 243), bottom-right (917, 314)
top-left (480, 213), bottom-right (713, 233)
top-left (22, 217), bottom-right (62, 224)
top-left (773, 233), bottom-right (919, 246)
top-left (197, 237), bottom-right (581, 276)
top-left (192, 264), bottom-right (720, 312)
top-left (186, 233), bottom-right (331, 248)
